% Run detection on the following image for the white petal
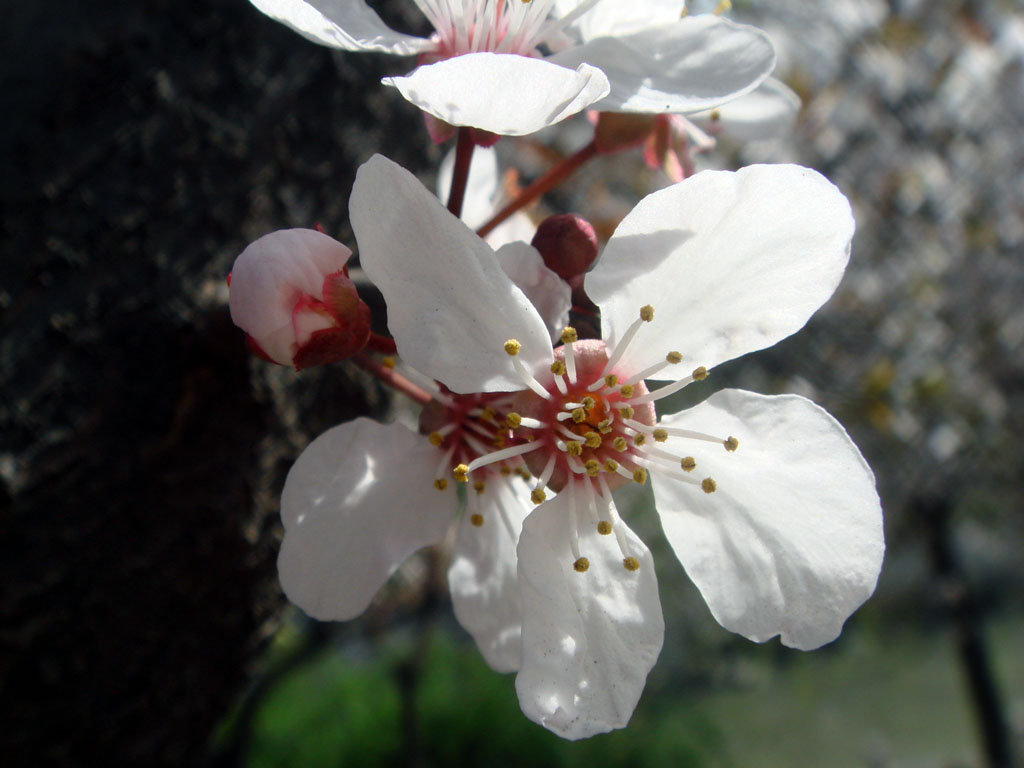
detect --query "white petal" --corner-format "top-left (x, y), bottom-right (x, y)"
top-left (248, 0), bottom-right (430, 54)
top-left (694, 77), bottom-right (801, 142)
top-left (437, 145), bottom-right (502, 230)
top-left (448, 477), bottom-right (530, 673)
top-left (553, 0), bottom-right (685, 43)
top-left (549, 17), bottom-right (774, 114)
top-left (384, 53), bottom-right (610, 135)
top-left (652, 390), bottom-right (884, 650)
top-left (515, 491), bottom-right (664, 739)
top-left (229, 228), bottom-right (351, 364)
top-left (494, 241), bottom-right (572, 344)
top-left (351, 155), bottom-right (552, 393)
top-left (589, 164), bottom-right (855, 374)
top-left (278, 418), bottom-right (454, 621)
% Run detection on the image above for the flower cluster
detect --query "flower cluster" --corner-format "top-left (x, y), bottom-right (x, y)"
top-left (228, 0), bottom-right (884, 742)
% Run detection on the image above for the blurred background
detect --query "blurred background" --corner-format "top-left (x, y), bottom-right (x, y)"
top-left (1, 0), bottom-right (1022, 765)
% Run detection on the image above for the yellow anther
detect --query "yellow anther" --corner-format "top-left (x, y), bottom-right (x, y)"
top-left (550, 360), bottom-right (566, 376)
top-left (597, 521), bottom-right (613, 535)
top-left (581, 396), bottom-right (596, 409)
top-left (604, 374), bottom-right (618, 387)
top-left (584, 431), bottom-right (602, 449)
top-left (530, 488), bottom-right (547, 504)
top-left (612, 437), bottom-right (628, 452)
top-left (505, 412), bottom-right (522, 428)
top-left (692, 366), bottom-right (708, 381)
top-left (453, 463), bottom-right (469, 482)
top-left (709, 109), bottom-right (721, 123)
top-left (639, 305), bottom-right (654, 322)
top-left (500, 466), bottom-right (511, 476)
top-left (428, 431), bottom-right (444, 447)
top-left (701, 477), bottom-right (717, 494)
top-left (633, 434), bottom-right (646, 446)
top-left (573, 557), bottom-right (590, 573)
top-left (680, 456), bottom-right (696, 472)
top-left (516, 468), bottom-right (532, 480)
top-left (473, 480), bottom-right (486, 495)
top-left (381, 356), bottom-right (396, 369)
top-left (491, 434), bottom-right (507, 448)
top-left (433, 478), bottom-right (448, 491)
top-left (653, 428), bottom-right (668, 442)
top-left (566, 441), bottom-right (583, 456)
top-left (560, 327), bottom-right (578, 344)
top-left (482, 407), bottom-right (497, 421)
top-left (604, 459), bottom-right (619, 472)
top-left (632, 467), bottom-right (648, 484)
top-left (619, 384), bottom-right (635, 398)
top-left (619, 405), bottom-right (634, 419)
top-left (666, 351), bottom-right (682, 364)
top-left (504, 339), bottom-right (521, 356)
top-left (470, 513), bottom-right (484, 527)
top-left (584, 459), bottom-right (601, 476)
top-left (714, 0), bottom-right (732, 14)
top-left (724, 436), bottom-right (739, 452)
top-left (571, 407), bottom-right (586, 423)
top-left (623, 556), bottom-right (640, 572)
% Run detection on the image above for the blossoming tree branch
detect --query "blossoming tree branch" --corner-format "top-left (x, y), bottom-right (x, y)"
top-left (227, 0), bottom-right (884, 741)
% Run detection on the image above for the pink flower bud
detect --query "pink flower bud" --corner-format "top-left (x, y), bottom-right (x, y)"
top-left (228, 229), bottom-right (371, 368)
top-left (530, 214), bottom-right (598, 283)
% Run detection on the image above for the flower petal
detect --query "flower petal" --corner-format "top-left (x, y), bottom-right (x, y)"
top-left (352, 154), bottom-right (552, 393)
top-left (494, 242), bottom-right (572, 344)
top-left (437, 145), bottom-right (502, 231)
top-left (515, 490), bottom-right (664, 739)
top-left (448, 477), bottom-right (531, 673)
top-left (694, 77), bottom-right (801, 142)
top-left (589, 164), bottom-right (855, 374)
top-left (248, 0), bottom-right (430, 54)
top-left (384, 53), bottom-right (610, 135)
top-left (652, 390), bottom-right (884, 650)
top-left (553, 0), bottom-right (686, 43)
top-left (229, 228), bottom-right (352, 365)
top-left (278, 418), bottom-right (454, 621)
top-left (550, 16), bottom-right (774, 114)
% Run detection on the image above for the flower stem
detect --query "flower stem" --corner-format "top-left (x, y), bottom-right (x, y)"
top-left (446, 127), bottom-right (475, 219)
top-left (352, 352), bottom-right (433, 406)
top-left (477, 139), bottom-right (598, 239)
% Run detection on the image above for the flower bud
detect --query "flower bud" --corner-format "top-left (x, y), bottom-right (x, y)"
top-left (228, 229), bottom-right (371, 368)
top-left (530, 214), bottom-right (598, 283)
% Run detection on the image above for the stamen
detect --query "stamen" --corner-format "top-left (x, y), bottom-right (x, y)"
top-left (453, 463), bottom-right (469, 482)
top-left (518, 416), bottom-right (545, 430)
top-left (595, 305), bottom-right (655, 384)
top-left (561, 326), bottom-right (578, 384)
top-left (470, 513), bottom-right (484, 526)
top-left (632, 467), bottom-right (648, 484)
top-left (473, 480), bottom-right (486, 495)
top-left (530, 488), bottom-right (547, 504)
top-left (535, 452), bottom-right (557, 489)
top-left (701, 477), bottom-right (717, 494)
top-left (563, 440), bottom-right (584, 457)
top-left (465, 440), bottom-right (544, 473)
top-left (612, 437), bottom-right (628, 452)
top-left (597, 521), bottom-right (612, 535)
top-left (681, 456), bottom-right (696, 471)
top-left (512, 355), bottom-right (552, 399)
top-left (724, 436), bottom-right (739, 452)
top-left (584, 431), bottom-right (602, 448)
top-left (623, 557), bottom-right (640, 572)
top-left (549, 360), bottom-right (568, 395)
top-left (622, 351), bottom-right (684, 386)
top-left (433, 478), bottom-right (448, 491)
top-left (629, 366), bottom-right (709, 405)
top-left (505, 412), bottom-right (522, 428)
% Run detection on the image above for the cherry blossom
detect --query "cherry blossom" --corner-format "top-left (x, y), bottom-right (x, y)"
top-left (353, 154), bottom-right (884, 739)
top-left (247, 0), bottom-right (776, 135)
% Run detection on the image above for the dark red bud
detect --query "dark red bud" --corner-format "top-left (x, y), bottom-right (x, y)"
top-left (531, 214), bottom-right (599, 282)
top-left (290, 271), bottom-right (372, 369)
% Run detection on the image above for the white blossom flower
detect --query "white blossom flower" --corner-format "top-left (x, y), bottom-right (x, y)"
top-left (353, 154), bottom-right (884, 739)
top-left (247, 0), bottom-right (776, 135)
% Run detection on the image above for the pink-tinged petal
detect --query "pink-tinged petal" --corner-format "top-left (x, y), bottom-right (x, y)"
top-left (229, 228), bottom-right (352, 365)
top-left (278, 418), bottom-right (454, 621)
top-left (248, 0), bottom-right (430, 54)
top-left (351, 155), bottom-right (552, 393)
top-left (384, 53), bottom-right (610, 135)
top-left (448, 477), bottom-right (530, 673)
top-left (494, 242), bottom-right (572, 344)
top-left (695, 77), bottom-right (801, 142)
top-left (550, 16), bottom-right (775, 114)
top-left (515, 491), bottom-right (664, 739)
top-left (589, 164), bottom-right (855, 374)
top-left (652, 390), bottom-right (884, 650)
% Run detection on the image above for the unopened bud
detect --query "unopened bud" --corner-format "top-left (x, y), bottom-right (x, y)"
top-left (531, 214), bottom-right (598, 282)
top-left (228, 228), bottom-right (371, 369)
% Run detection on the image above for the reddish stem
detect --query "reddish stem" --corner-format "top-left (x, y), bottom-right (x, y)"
top-left (477, 139), bottom-right (598, 239)
top-left (352, 353), bottom-right (433, 406)
top-left (446, 127), bottom-right (475, 218)
top-left (365, 332), bottom-right (398, 354)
